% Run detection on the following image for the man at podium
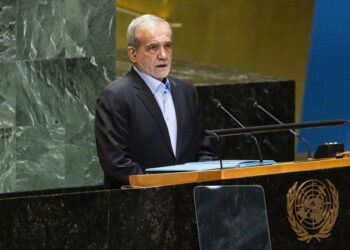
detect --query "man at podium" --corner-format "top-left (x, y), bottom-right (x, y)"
top-left (94, 14), bottom-right (215, 188)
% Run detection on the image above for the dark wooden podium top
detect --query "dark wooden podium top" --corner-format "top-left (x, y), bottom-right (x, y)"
top-left (129, 157), bottom-right (350, 188)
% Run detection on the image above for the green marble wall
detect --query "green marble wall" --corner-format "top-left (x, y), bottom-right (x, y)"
top-left (0, 0), bottom-right (116, 193)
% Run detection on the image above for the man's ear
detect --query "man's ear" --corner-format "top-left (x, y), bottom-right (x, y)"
top-left (127, 46), bottom-right (137, 64)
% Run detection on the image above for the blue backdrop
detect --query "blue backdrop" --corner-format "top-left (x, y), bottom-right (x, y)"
top-left (299, 0), bottom-right (350, 153)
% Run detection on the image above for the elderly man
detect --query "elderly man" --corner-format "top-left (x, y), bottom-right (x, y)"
top-left (95, 14), bottom-right (215, 188)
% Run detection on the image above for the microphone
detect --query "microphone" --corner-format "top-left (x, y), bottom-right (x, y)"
top-left (212, 98), bottom-right (263, 163)
top-left (248, 98), bottom-right (312, 160)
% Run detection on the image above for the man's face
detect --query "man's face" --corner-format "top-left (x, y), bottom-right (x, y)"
top-left (128, 23), bottom-right (172, 80)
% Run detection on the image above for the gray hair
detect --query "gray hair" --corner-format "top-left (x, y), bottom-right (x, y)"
top-left (127, 14), bottom-right (172, 48)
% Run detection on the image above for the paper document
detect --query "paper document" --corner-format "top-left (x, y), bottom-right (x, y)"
top-left (145, 160), bottom-right (276, 173)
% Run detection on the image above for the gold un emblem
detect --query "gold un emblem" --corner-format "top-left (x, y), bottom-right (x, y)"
top-left (287, 179), bottom-right (339, 243)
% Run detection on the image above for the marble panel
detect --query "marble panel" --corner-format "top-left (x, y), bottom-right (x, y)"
top-left (0, 190), bottom-right (109, 249)
top-left (0, 127), bottom-right (16, 193)
top-left (16, 0), bottom-right (65, 60)
top-left (173, 183), bottom-right (202, 249)
top-left (0, 62), bottom-right (16, 128)
top-left (197, 81), bottom-right (295, 162)
top-left (64, 122), bottom-right (103, 187)
top-left (16, 59), bottom-right (66, 126)
top-left (64, 0), bottom-right (116, 58)
top-left (15, 125), bottom-right (65, 192)
top-left (65, 56), bottom-right (116, 123)
top-left (64, 56), bottom-right (116, 187)
top-left (108, 187), bottom-right (177, 249)
top-left (0, 0), bottom-right (16, 62)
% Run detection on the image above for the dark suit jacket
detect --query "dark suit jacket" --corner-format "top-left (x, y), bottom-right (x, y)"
top-left (94, 68), bottom-right (215, 188)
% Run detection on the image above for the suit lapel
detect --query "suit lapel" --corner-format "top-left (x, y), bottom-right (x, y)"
top-left (129, 69), bottom-right (175, 158)
top-left (169, 79), bottom-right (183, 160)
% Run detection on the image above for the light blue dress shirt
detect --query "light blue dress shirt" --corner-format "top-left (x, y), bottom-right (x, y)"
top-left (133, 67), bottom-right (177, 155)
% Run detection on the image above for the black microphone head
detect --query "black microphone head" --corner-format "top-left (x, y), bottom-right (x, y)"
top-left (211, 98), bottom-right (222, 108)
top-left (247, 97), bottom-right (259, 108)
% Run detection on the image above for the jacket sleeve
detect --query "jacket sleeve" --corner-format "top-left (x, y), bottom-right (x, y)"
top-left (94, 88), bottom-right (144, 187)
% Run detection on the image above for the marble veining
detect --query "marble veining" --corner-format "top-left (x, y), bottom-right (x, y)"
top-left (15, 125), bottom-right (65, 192)
top-left (16, 0), bottom-right (65, 60)
top-left (0, 0), bottom-right (117, 194)
top-left (16, 0), bottom-right (115, 60)
top-left (0, 0), bottom-right (16, 63)
top-left (16, 59), bottom-right (66, 126)
top-left (0, 127), bottom-right (16, 193)
top-left (65, 56), bottom-right (116, 124)
top-left (64, 55), bottom-right (116, 188)
top-left (64, 0), bottom-right (116, 58)
top-left (0, 62), bottom-right (16, 128)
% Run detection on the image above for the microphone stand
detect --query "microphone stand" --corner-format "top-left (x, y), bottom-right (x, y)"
top-left (251, 100), bottom-right (312, 160)
top-left (213, 99), bottom-right (264, 163)
top-left (206, 130), bottom-right (223, 170)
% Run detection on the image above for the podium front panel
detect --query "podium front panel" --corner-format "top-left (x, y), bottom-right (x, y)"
top-left (194, 185), bottom-right (271, 250)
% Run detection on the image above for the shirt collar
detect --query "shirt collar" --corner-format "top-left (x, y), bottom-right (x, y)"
top-left (133, 66), bottom-right (171, 94)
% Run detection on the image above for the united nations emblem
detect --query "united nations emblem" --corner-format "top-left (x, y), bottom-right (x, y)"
top-left (287, 179), bottom-right (339, 243)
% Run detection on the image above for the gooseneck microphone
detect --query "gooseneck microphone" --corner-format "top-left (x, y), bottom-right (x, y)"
top-left (212, 98), bottom-right (263, 163)
top-left (248, 98), bottom-right (312, 160)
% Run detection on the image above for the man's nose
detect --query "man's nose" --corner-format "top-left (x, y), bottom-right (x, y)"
top-left (158, 47), bottom-right (167, 59)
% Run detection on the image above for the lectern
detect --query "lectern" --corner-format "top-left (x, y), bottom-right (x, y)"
top-left (129, 158), bottom-right (350, 249)
top-left (1, 158), bottom-right (350, 249)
